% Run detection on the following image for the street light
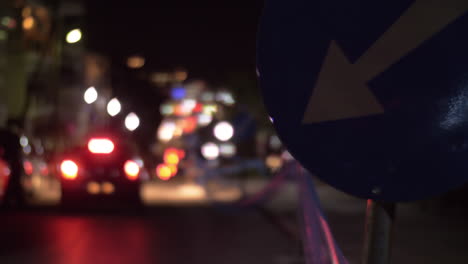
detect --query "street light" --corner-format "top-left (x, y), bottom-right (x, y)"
top-left (125, 112), bottom-right (140, 131)
top-left (201, 142), bottom-right (219, 160)
top-left (213, 121), bottom-right (234, 141)
top-left (84, 87), bottom-right (98, 104)
top-left (107, 98), bottom-right (121, 116)
top-left (127, 56), bottom-right (145, 69)
top-left (66, 28), bottom-right (82, 44)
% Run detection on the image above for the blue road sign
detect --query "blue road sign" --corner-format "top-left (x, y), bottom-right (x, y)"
top-left (257, 0), bottom-right (468, 201)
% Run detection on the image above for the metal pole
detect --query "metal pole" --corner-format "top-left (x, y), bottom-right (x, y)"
top-left (362, 200), bottom-right (396, 264)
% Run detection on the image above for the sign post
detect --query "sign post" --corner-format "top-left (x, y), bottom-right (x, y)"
top-left (362, 200), bottom-right (395, 264)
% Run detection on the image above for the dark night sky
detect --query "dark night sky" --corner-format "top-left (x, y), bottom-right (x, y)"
top-left (83, 0), bottom-right (264, 147)
top-left (85, 0), bottom-right (264, 79)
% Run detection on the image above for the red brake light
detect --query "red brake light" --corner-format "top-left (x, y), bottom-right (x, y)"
top-left (124, 160), bottom-right (140, 180)
top-left (0, 159), bottom-right (10, 178)
top-left (61, 160), bottom-right (78, 180)
top-left (23, 160), bottom-right (33, 175)
top-left (88, 138), bottom-right (114, 154)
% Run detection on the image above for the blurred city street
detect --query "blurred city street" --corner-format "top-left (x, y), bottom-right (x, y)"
top-left (1, 1), bottom-right (468, 262)
top-left (2, 177), bottom-right (468, 264)
top-left (0, 178), bottom-right (301, 264)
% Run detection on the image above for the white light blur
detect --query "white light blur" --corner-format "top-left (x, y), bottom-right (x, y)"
top-left (213, 121), bottom-right (234, 141)
top-left (201, 142), bottom-right (219, 160)
top-left (84, 87), bottom-right (98, 104)
top-left (220, 143), bottom-right (236, 158)
top-left (269, 135), bottom-right (282, 150)
top-left (125, 112), bottom-right (140, 131)
top-left (197, 113), bottom-right (212, 126)
top-left (66, 28), bottom-right (82, 44)
top-left (269, 116), bottom-right (274, 123)
top-left (216, 91), bottom-right (235, 105)
top-left (157, 121), bottom-right (176, 142)
top-left (19, 135), bottom-right (28, 147)
top-left (181, 99), bottom-right (196, 115)
top-left (107, 98), bottom-right (121, 116)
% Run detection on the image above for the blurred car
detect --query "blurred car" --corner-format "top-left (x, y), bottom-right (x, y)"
top-left (56, 136), bottom-right (147, 205)
top-left (20, 138), bottom-right (54, 199)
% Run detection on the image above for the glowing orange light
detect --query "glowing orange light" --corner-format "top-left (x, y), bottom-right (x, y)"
top-left (22, 16), bottom-right (34, 30)
top-left (88, 138), bottom-right (114, 154)
top-left (165, 148), bottom-right (185, 162)
top-left (174, 69), bottom-right (188, 82)
top-left (61, 160), bottom-right (78, 180)
top-left (164, 153), bottom-right (179, 165)
top-left (156, 164), bottom-right (172, 181)
top-left (102, 182), bottom-right (115, 194)
top-left (127, 56), bottom-right (145, 69)
top-left (174, 104), bottom-right (185, 116)
top-left (178, 149), bottom-right (186, 159)
top-left (124, 160), bottom-right (140, 180)
top-left (23, 160), bottom-right (33, 175)
top-left (183, 117), bottom-right (197, 133)
top-left (167, 164), bottom-right (178, 176)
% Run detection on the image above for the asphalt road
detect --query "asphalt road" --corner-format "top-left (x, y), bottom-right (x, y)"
top-left (5, 177), bottom-right (468, 264)
top-left (0, 206), bottom-right (300, 264)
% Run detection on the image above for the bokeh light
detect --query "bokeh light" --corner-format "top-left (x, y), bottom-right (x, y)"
top-left (197, 113), bottom-right (213, 127)
top-left (156, 164), bottom-right (172, 181)
top-left (84, 87), bottom-right (98, 104)
top-left (201, 142), bottom-right (219, 160)
top-left (125, 112), bottom-right (140, 131)
top-left (124, 160), bottom-right (140, 180)
top-left (107, 98), bottom-right (121, 116)
top-left (213, 122), bottom-right (234, 141)
top-left (22, 16), bottom-right (34, 30)
top-left (158, 121), bottom-right (176, 142)
top-left (60, 160), bottom-right (78, 180)
top-left (127, 56), bottom-right (145, 69)
top-left (219, 143), bottom-right (236, 158)
top-left (66, 28), bottom-right (82, 44)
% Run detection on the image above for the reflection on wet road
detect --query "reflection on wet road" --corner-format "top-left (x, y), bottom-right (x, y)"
top-left (0, 207), bottom-right (297, 264)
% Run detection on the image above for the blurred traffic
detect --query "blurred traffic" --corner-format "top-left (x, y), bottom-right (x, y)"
top-left (0, 0), bottom-right (295, 210)
top-left (0, 77), bottom-right (295, 208)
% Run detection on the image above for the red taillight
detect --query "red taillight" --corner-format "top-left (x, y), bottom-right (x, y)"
top-left (124, 160), bottom-right (140, 180)
top-left (23, 160), bottom-right (33, 175)
top-left (0, 159), bottom-right (10, 177)
top-left (88, 138), bottom-right (114, 154)
top-left (61, 160), bottom-right (78, 180)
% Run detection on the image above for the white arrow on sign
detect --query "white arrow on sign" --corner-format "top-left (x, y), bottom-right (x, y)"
top-left (303, 0), bottom-right (468, 124)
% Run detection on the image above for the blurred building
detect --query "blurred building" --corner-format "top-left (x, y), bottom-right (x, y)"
top-left (0, 0), bottom-right (113, 153)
